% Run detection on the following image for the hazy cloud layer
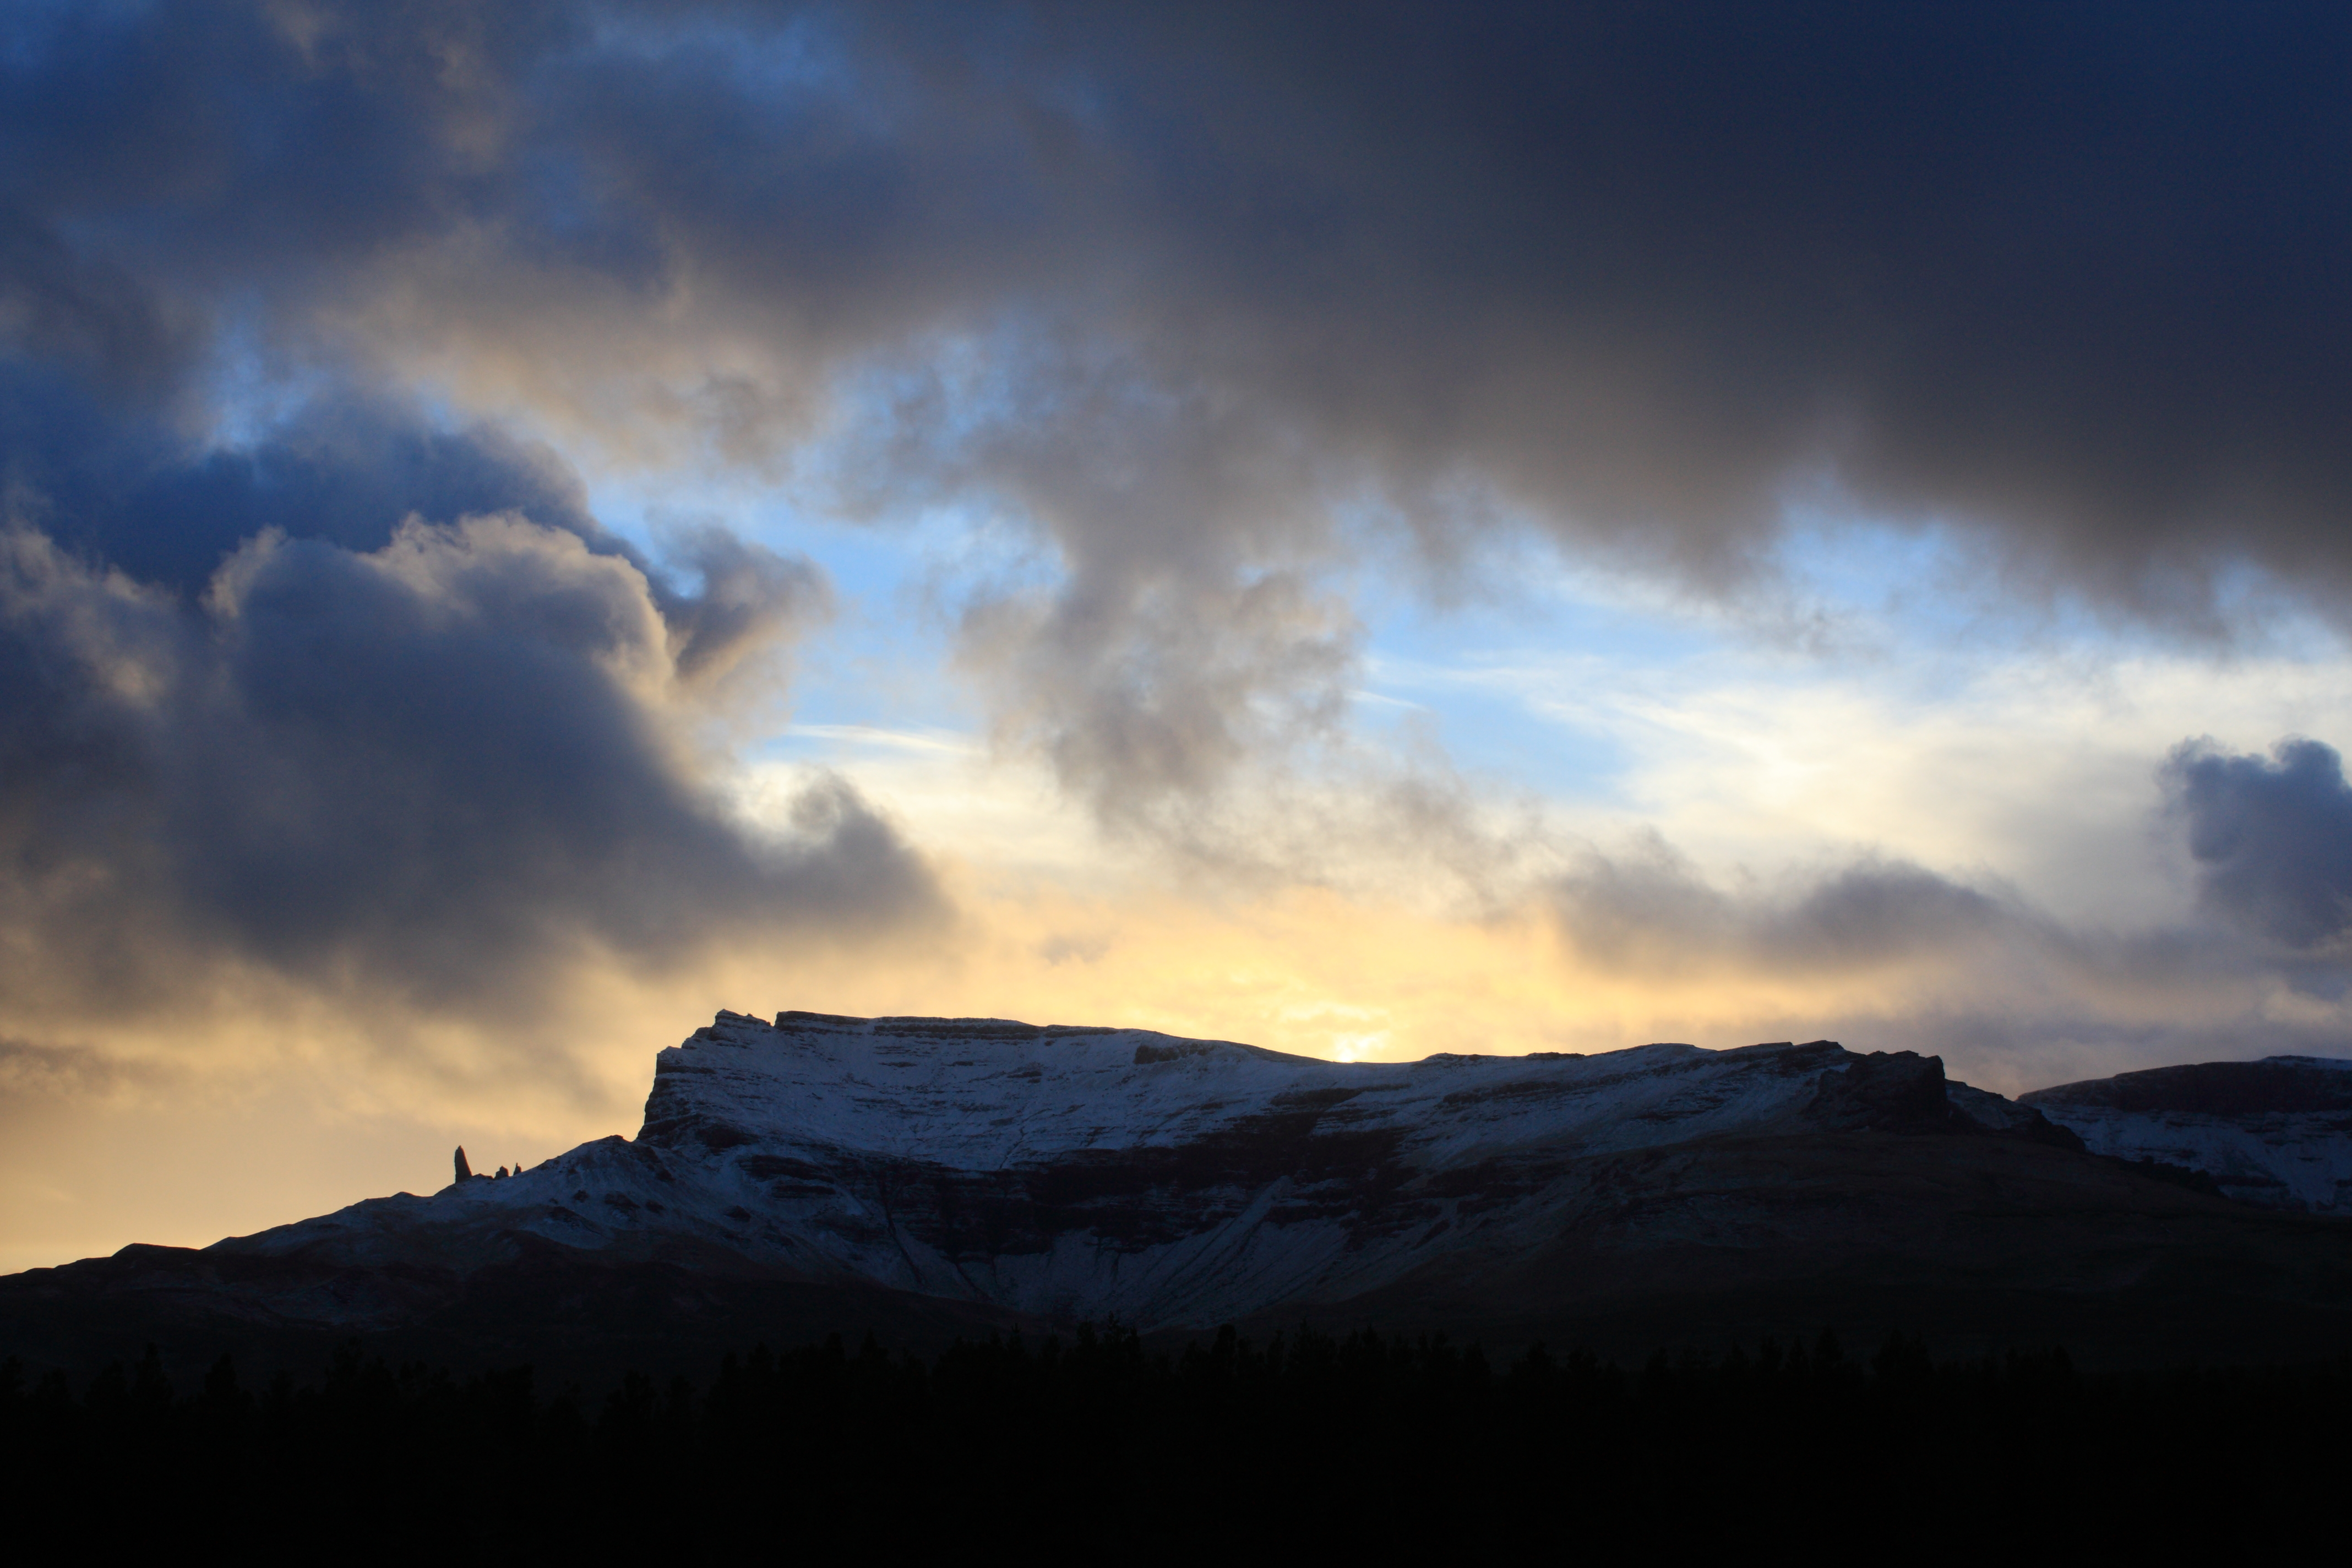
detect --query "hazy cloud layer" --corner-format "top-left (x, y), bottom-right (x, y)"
top-left (1548, 841), bottom-right (2011, 977)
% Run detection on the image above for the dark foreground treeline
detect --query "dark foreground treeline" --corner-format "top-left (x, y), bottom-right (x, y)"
top-left (4, 1326), bottom-right (2345, 1553)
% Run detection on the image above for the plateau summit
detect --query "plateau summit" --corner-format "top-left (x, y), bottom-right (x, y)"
top-left (257, 1012), bottom-right (2091, 1328)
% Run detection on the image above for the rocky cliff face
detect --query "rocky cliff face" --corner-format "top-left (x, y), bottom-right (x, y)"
top-left (2022, 1056), bottom-right (2352, 1213)
top-left (213, 1011), bottom-right (2086, 1330)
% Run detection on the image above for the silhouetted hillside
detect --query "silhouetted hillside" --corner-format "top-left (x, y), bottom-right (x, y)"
top-left (6, 1325), bottom-right (2343, 1552)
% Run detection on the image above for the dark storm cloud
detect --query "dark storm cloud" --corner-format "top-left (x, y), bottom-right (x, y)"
top-left (0, 367), bottom-right (827, 687)
top-left (2164, 738), bottom-right (2352, 948)
top-left (814, 2), bottom-right (2352, 602)
top-left (0, 206), bottom-right (195, 399)
top-left (6, 1), bottom-right (2349, 826)
top-left (0, 371), bottom-right (616, 590)
top-left (0, 500), bottom-right (936, 1017)
top-left (0, 3), bottom-right (949, 1031)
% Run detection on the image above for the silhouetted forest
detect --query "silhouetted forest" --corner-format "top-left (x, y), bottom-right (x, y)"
top-left (4, 1326), bottom-right (2342, 1552)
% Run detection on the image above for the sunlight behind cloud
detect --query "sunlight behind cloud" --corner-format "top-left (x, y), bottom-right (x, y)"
top-left (4, 1), bottom-right (2349, 1277)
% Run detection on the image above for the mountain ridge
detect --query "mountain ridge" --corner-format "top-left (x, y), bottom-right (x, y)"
top-left (5, 1012), bottom-right (2349, 1378)
top-left (216, 1012), bottom-right (2082, 1330)
top-left (2023, 1055), bottom-right (2352, 1212)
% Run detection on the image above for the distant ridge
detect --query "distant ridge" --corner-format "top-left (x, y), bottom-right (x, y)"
top-left (2023, 1055), bottom-right (2352, 1212)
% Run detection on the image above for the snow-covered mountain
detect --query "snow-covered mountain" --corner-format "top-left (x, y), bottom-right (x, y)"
top-left (14, 1011), bottom-right (2352, 1376)
top-left (217, 1010), bottom-right (2080, 1330)
top-left (2021, 1055), bottom-right (2352, 1213)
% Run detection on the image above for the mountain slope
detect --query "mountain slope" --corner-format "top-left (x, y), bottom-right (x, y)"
top-left (2021, 1055), bottom-right (2352, 1213)
top-left (216, 1012), bottom-right (2075, 1328)
top-left (7, 1011), bottom-right (2348, 1374)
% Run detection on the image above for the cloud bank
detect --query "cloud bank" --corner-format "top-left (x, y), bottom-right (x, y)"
top-left (8, 2), bottom-right (2350, 824)
top-left (0, 499), bottom-right (938, 1030)
top-left (2, 3), bottom-right (2350, 1264)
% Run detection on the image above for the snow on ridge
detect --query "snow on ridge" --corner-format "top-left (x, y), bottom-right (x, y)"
top-left (630, 1009), bottom-right (1836, 1169)
top-left (2019, 1053), bottom-right (2352, 1213)
top-left (224, 1016), bottom-right (1861, 1284)
top-left (187, 1015), bottom-right (2352, 1329)
top-left (217, 1012), bottom-right (2230, 1329)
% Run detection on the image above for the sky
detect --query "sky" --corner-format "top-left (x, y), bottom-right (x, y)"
top-left (4, 1), bottom-right (2351, 1271)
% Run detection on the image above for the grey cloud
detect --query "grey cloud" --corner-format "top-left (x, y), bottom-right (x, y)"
top-left (2164, 738), bottom-right (2352, 948)
top-left (960, 566), bottom-right (1358, 834)
top-left (7, 1), bottom-right (2351, 830)
top-left (660, 524), bottom-right (834, 688)
top-left (1549, 838), bottom-right (2006, 974)
top-left (1772, 863), bottom-right (2007, 967)
top-left (808, 2), bottom-right (2352, 612)
top-left (1, 366), bottom-right (807, 671)
top-left (823, 333), bottom-right (1370, 823)
top-left (0, 509), bottom-right (940, 1019)
top-left (1535, 831), bottom-right (2352, 1094)
top-left (0, 206), bottom-right (196, 399)
top-left (0, 375), bottom-right (620, 591)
